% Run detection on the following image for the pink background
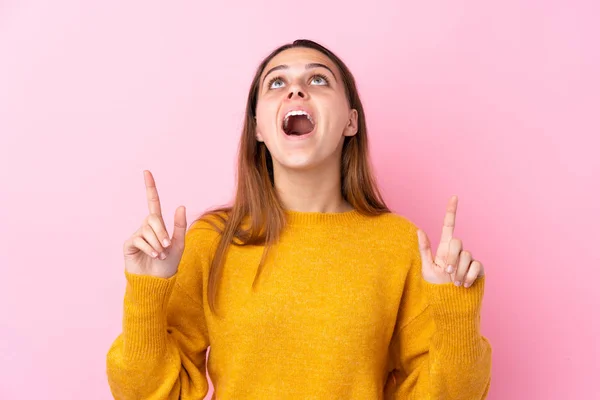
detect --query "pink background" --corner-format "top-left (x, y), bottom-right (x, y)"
top-left (1, 1), bottom-right (598, 399)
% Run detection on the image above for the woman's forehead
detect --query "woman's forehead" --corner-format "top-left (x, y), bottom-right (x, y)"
top-left (262, 47), bottom-right (339, 78)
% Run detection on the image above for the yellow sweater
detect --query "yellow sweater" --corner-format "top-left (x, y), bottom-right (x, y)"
top-left (106, 210), bottom-right (492, 399)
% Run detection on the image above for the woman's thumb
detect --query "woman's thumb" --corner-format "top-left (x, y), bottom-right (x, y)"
top-left (171, 206), bottom-right (187, 245)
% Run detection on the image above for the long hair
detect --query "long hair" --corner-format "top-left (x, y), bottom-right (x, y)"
top-left (196, 39), bottom-right (390, 315)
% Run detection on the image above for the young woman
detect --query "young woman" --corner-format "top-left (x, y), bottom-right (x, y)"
top-left (107, 39), bottom-right (492, 399)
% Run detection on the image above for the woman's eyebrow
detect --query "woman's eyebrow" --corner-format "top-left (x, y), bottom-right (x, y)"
top-left (262, 63), bottom-right (338, 85)
top-left (305, 63), bottom-right (337, 81)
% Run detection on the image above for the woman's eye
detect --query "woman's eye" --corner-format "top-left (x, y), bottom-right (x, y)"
top-left (311, 75), bottom-right (329, 85)
top-left (269, 78), bottom-right (284, 89)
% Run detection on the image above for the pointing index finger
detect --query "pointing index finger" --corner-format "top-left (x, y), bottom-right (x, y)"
top-left (440, 195), bottom-right (458, 244)
top-left (144, 170), bottom-right (163, 217)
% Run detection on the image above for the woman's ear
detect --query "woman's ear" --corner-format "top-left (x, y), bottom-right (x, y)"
top-left (254, 117), bottom-right (264, 142)
top-left (343, 109), bottom-right (358, 137)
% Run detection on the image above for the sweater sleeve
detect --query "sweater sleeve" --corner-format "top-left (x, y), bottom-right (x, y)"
top-left (106, 225), bottom-right (216, 400)
top-left (385, 227), bottom-right (492, 399)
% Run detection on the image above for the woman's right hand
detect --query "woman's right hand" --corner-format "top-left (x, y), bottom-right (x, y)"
top-left (123, 170), bottom-right (187, 278)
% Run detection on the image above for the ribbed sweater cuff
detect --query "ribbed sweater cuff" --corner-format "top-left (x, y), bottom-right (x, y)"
top-left (424, 276), bottom-right (486, 363)
top-left (122, 270), bottom-right (177, 360)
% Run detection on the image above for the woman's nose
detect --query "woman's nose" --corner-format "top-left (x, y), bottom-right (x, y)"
top-left (287, 90), bottom-right (305, 99)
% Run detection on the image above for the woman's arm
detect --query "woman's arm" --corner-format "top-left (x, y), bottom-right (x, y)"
top-left (386, 231), bottom-right (492, 399)
top-left (106, 227), bottom-right (213, 400)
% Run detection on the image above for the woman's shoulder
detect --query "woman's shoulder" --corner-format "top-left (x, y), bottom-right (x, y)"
top-left (185, 209), bottom-right (229, 246)
top-left (361, 211), bottom-right (420, 254)
top-left (190, 209), bottom-right (228, 231)
top-left (369, 210), bottom-right (419, 235)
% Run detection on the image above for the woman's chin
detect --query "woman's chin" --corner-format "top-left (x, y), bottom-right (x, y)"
top-left (273, 152), bottom-right (341, 174)
top-left (273, 155), bottom-right (320, 172)
top-left (280, 159), bottom-right (317, 171)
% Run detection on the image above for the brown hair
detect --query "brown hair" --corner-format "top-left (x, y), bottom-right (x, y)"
top-left (196, 39), bottom-right (389, 315)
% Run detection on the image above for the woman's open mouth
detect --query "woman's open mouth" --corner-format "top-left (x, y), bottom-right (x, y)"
top-left (282, 110), bottom-right (315, 137)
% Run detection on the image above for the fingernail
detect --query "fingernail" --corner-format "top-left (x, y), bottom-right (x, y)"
top-left (160, 252), bottom-right (166, 260)
top-left (446, 265), bottom-right (454, 273)
top-left (163, 239), bottom-right (171, 247)
top-left (151, 251), bottom-right (158, 258)
top-left (454, 281), bottom-right (462, 286)
top-left (464, 282), bottom-right (471, 288)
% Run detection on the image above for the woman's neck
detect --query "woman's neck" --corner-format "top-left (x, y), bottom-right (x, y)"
top-left (273, 163), bottom-right (352, 213)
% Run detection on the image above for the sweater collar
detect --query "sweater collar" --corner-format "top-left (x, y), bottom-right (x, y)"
top-left (284, 208), bottom-right (364, 226)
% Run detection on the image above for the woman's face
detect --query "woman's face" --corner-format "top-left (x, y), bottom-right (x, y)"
top-left (255, 47), bottom-right (358, 172)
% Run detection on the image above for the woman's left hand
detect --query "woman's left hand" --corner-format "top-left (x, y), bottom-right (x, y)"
top-left (416, 195), bottom-right (485, 288)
